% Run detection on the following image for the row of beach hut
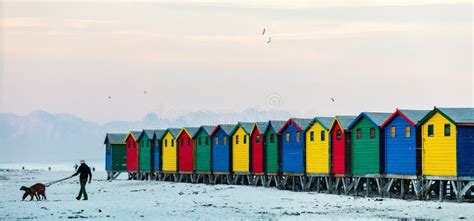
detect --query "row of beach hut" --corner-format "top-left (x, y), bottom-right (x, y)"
top-left (105, 107), bottom-right (473, 179)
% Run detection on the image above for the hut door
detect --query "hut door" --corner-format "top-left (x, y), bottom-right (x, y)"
top-left (106, 145), bottom-right (112, 171)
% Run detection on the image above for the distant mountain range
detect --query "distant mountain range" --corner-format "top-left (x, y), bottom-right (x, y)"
top-left (0, 109), bottom-right (291, 163)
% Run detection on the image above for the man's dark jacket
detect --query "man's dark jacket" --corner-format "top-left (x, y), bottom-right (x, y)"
top-left (72, 164), bottom-right (92, 181)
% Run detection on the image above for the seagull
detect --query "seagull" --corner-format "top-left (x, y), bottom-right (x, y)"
top-left (108, 96), bottom-right (112, 99)
top-left (331, 98), bottom-right (335, 102)
top-left (144, 91), bottom-right (147, 95)
top-left (262, 28), bottom-right (266, 35)
top-left (267, 37), bottom-right (271, 44)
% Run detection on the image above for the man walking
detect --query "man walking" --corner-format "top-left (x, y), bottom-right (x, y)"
top-left (71, 160), bottom-right (92, 200)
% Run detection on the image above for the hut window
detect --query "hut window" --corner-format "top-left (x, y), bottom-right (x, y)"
top-left (244, 135), bottom-right (247, 144)
top-left (390, 126), bottom-right (396, 138)
top-left (270, 134), bottom-right (275, 143)
top-left (223, 136), bottom-right (227, 145)
top-left (286, 133), bottom-right (290, 142)
top-left (296, 132), bottom-right (300, 142)
top-left (165, 140), bottom-right (168, 147)
top-left (321, 131), bottom-right (325, 141)
top-left (310, 131), bottom-right (314, 142)
top-left (206, 138), bottom-right (209, 145)
top-left (336, 130), bottom-right (342, 140)
top-left (236, 135), bottom-right (239, 144)
top-left (171, 140), bottom-right (174, 147)
top-left (428, 125), bottom-right (434, 137)
top-left (215, 137), bottom-right (219, 145)
top-left (370, 128), bottom-right (375, 139)
top-left (444, 124), bottom-right (451, 137)
top-left (256, 136), bottom-right (260, 144)
top-left (356, 128), bottom-right (361, 139)
top-left (188, 139), bottom-right (191, 146)
top-left (198, 137), bottom-right (202, 145)
top-left (405, 126), bottom-right (411, 138)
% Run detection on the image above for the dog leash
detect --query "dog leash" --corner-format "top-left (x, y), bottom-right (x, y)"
top-left (44, 176), bottom-right (72, 187)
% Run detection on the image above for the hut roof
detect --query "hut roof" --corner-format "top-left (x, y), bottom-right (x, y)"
top-left (166, 128), bottom-right (182, 138)
top-left (278, 118), bottom-right (313, 134)
top-left (104, 133), bottom-right (127, 144)
top-left (313, 117), bottom-right (334, 130)
top-left (233, 122), bottom-right (255, 135)
top-left (210, 124), bottom-right (237, 137)
top-left (348, 112), bottom-right (391, 129)
top-left (254, 122), bottom-right (269, 134)
top-left (178, 127), bottom-right (200, 138)
top-left (292, 118), bottom-right (313, 130)
top-left (153, 129), bottom-right (167, 140)
top-left (332, 116), bottom-right (357, 130)
top-left (193, 126), bottom-right (216, 138)
top-left (418, 107), bottom-right (474, 126)
top-left (137, 129), bottom-right (155, 141)
top-left (381, 109), bottom-right (431, 128)
top-left (266, 121), bottom-right (286, 134)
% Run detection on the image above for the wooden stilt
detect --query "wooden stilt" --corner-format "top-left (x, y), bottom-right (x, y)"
top-left (400, 179), bottom-right (405, 199)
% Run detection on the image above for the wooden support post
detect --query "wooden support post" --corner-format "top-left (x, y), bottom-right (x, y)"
top-left (401, 179), bottom-right (405, 199)
top-left (300, 176), bottom-right (306, 191)
top-left (281, 176), bottom-right (287, 190)
top-left (375, 178), bottom-right (382, 197)
top-left (439, 180), bottom-right (444, 202)
top-left (316, 178), bottom-right (321, 193)
top-left (333, 178), bottom-right (340, 194)
top-left (342, 178), bottom-right (348, 195)
top-left (325, 177), bottom-right (330, 192)
top-left (292, 176), bottom-right (296, 191)
top-left (306, 177), bottom-right (313, 191)
top-left (365, 178), bottom-right (369, 197)
top-left (459, 181), bottom-right (474, 202)
top-left (354, 178), bottom-right (360, 196)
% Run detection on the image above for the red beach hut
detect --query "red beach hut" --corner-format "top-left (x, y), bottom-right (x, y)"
top-left (177, 127), bottom-right (200, 173)
top-left (329, 116), bottom-right (356, 175)
top-left (125, 131), bottom-right (142, 174)
top-left (251, 122), bottom-right (269, 174)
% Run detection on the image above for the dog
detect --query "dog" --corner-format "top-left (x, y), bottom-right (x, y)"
top-left (20, 183), bottom-right (47, 201)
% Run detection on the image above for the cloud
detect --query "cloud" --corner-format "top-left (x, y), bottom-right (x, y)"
top-left (62, 19), bottom-right (117, 29)
top-left (35, 0), bottom-right (467, 9)
top-left (107, 21), bottom-right (467, 43)
top-left (1, 17), bottom-right (49, 28)
top-left (1, 17), bottom-right (116, 29)
top-left (5, 0), bottom-right (470, 9)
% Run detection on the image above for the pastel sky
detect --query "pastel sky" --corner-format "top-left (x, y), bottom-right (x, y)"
top-left (1, 0), bottom-right (472, 123)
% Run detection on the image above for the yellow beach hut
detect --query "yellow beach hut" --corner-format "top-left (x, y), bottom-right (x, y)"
top-left (161, 128), bottom-right (182, 173)
top-left (305, 117), bottom-right (334, 175)
top-left (418, 107), bottom-right (474, 177)
top-left (231, 122), bottom-right (254, 174)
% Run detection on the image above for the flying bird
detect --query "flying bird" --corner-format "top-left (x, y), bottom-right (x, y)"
top-left (331, 98), bottom-right (335, 102)
top-left (144, 91), bottom-right (147, 95)
top-left (108, 96), bottom-right (112, 99)
top-left (267, 37), bottom-right (271, 44)
top-left (262, 28), bottom-right (266, 35)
